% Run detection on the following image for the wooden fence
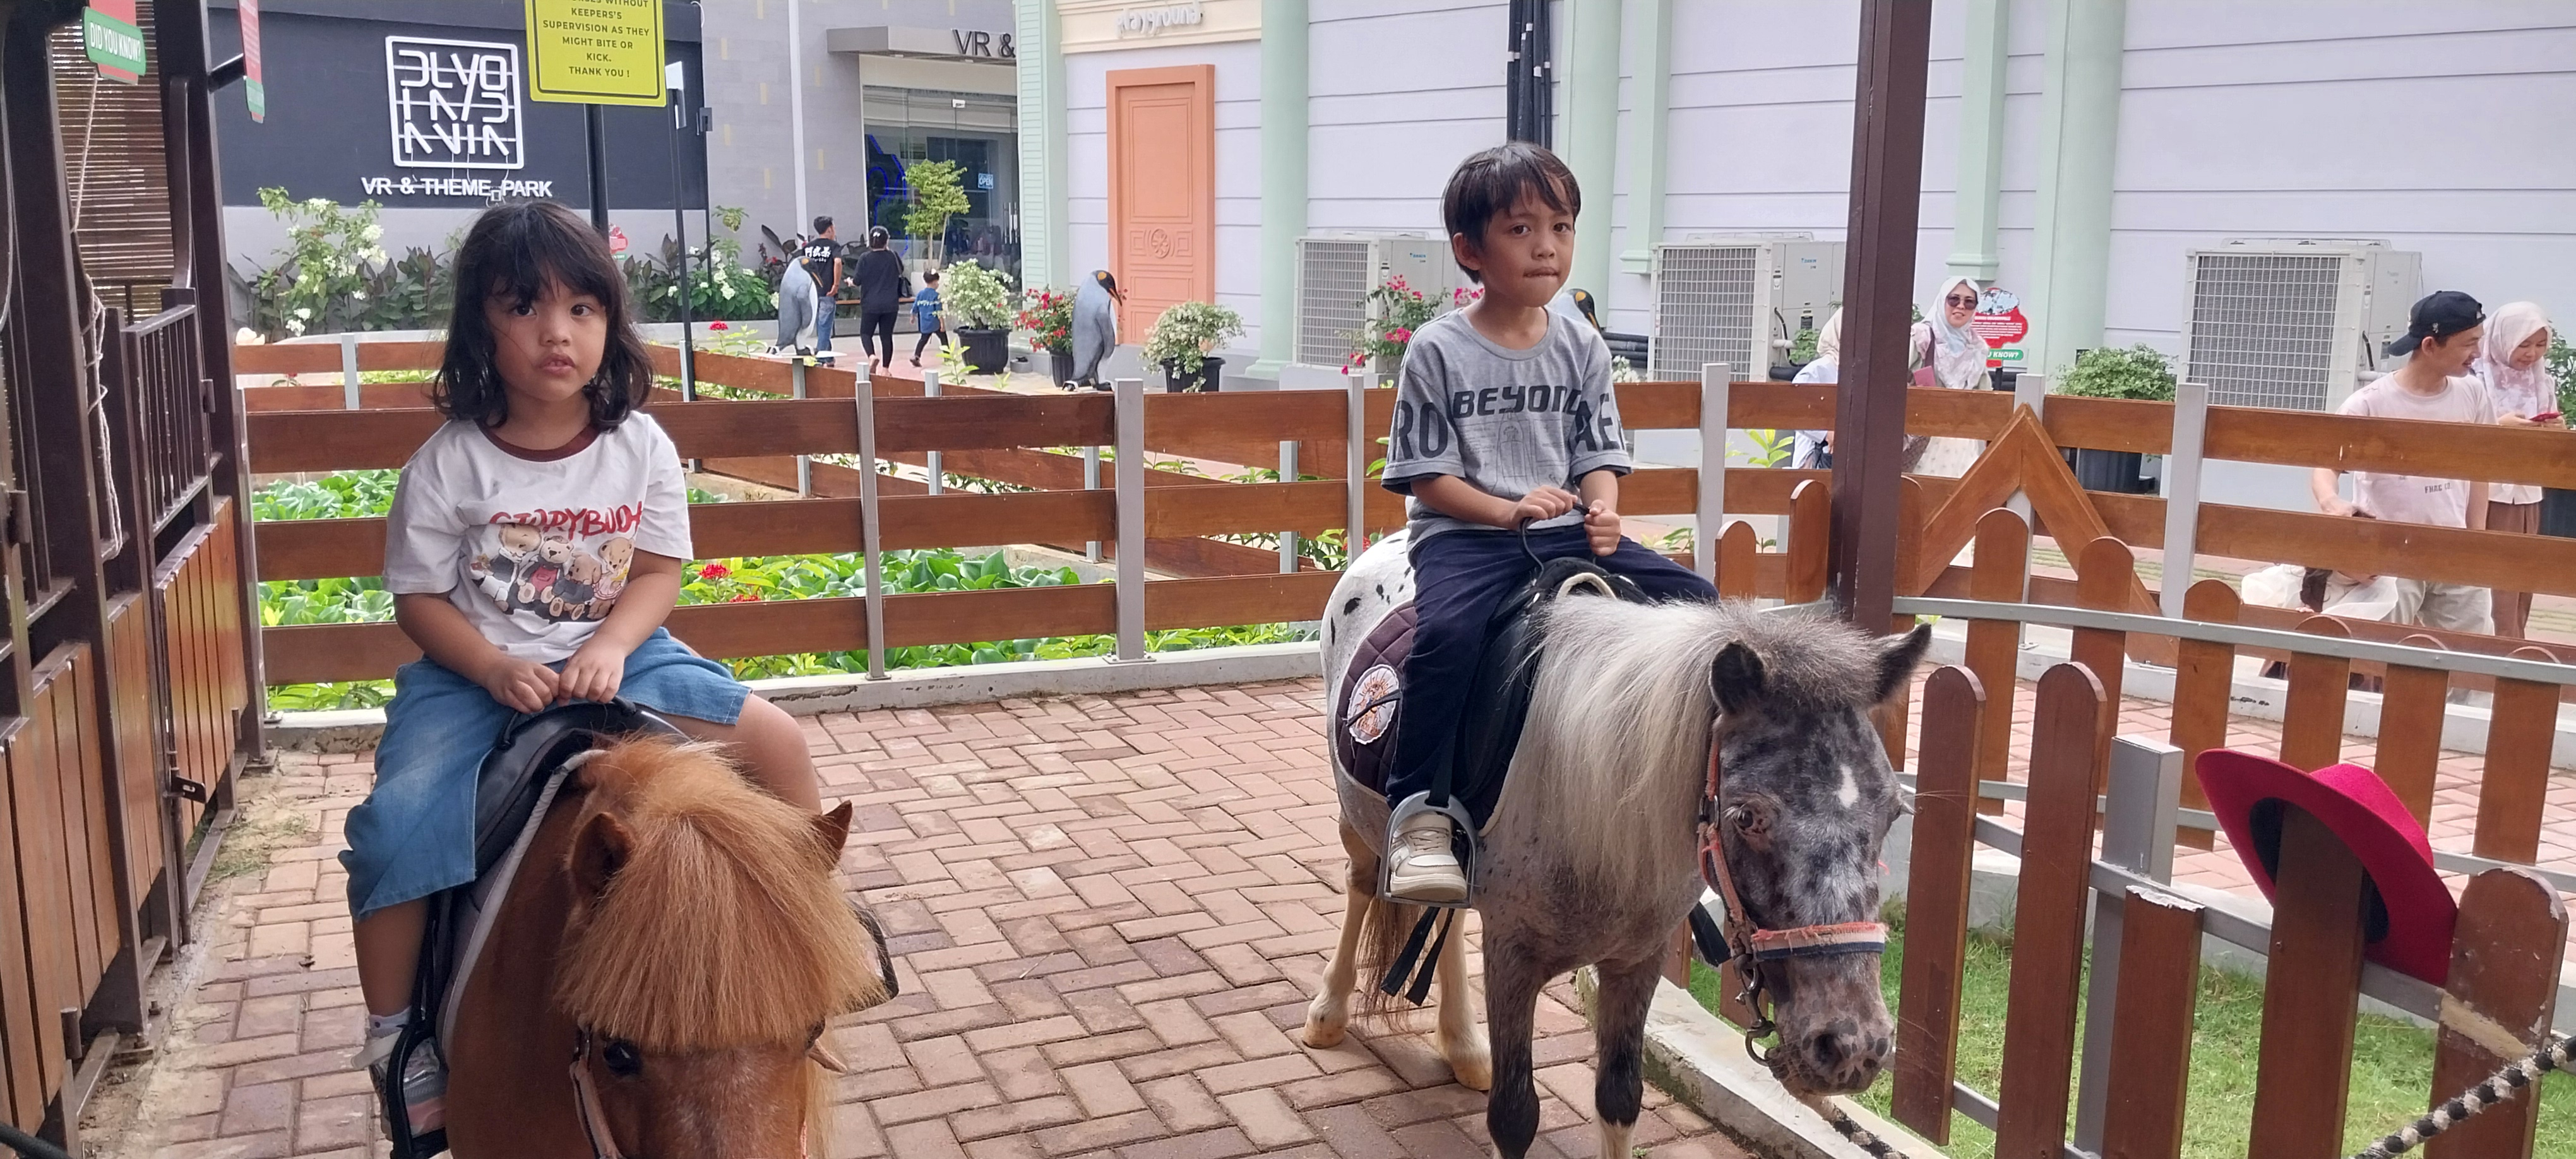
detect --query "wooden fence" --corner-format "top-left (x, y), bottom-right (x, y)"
top-left (1893, 645), bottom-right (2569, 1158)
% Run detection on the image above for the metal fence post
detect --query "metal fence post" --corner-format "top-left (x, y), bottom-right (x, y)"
top-left (1113, 377), bottom-right (1149, 662)
top-left (2159, 381), bottom-right (2210, 620)
top-left (2006, 372), bottom-right (2046, 528)
top-left (1695, 363), bottom-right (1730, 581)
top-left (1346, 372), bottom-right (1372, 560)
top-left (1279, 439), bottom-right (1299, 574)
top-left (856, 365), bottom-right (887, 679)
top-left (2072, 734), bottom-right (2184, 1153)
top-left (792, 359), bottom-right (813, 496)
top-left (1083, 445), bottom-right (1102, 562)
top-left (924, 369), bottom-right (943, 496)
top-left (340, 332), bottom-right (361, 410)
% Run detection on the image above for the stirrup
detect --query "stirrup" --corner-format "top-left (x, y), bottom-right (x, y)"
top-left (1383, 792), bottom-right (1480, 910)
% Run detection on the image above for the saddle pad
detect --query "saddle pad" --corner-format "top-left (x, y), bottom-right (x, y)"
top-left (1335, 601), bottom-right (1417, 804)
top-left (436, 760), bottom-right (581, 1050)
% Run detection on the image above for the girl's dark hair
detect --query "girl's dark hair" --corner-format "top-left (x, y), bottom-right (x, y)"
top-left (1440, 141), bottom-right (1581, 283)
top-left (434, 201), bottom-right (656, 429)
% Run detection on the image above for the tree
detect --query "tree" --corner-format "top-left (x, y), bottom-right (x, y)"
top-left (902, 159), bottom-right (973, 263)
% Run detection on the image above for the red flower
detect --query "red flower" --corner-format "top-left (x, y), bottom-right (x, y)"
top-left (698, 562), bottom-right (730, 580)
top-left (708, 320), bottom-right (729, 331)
top-left (727, 591), bottom-right (760, 602)
top-left (1387, 328), bottom-right (1413, 344)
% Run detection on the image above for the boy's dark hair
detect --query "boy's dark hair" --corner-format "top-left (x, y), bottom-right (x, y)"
top-left (1440, 141), bottom-right (1581, 283)
top-left (814, 214), bottom-right (834, 235)
top-left (434, 201), bottom-right (655, 431)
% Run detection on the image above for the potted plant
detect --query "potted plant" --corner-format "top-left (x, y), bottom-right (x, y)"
top-left (2052, 343), bottom-right (2176, 494)
top-left (2539, 332), bottom-right (2576, 538)
top-left (940, 259), bottom-right (1016, 374)
top-left (902, 158), bottom-right (971, 268)
top-left (1018, 287), bottom-right (1077, 386)
top-left (1346, 277), bottom-right (1452, 380)
top-left (1143, 300), bottom-right (1246, 392)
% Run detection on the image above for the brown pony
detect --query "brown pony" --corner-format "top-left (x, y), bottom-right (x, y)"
top-left (444, 736), bottom-right (892, 1156)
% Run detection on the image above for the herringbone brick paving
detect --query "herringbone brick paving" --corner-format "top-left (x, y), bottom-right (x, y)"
top-left (112, 681), bottom-right (1751, 1159)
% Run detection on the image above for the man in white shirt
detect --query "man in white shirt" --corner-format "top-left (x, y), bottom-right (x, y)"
top-left (2308, 290), bottom-right (2494, 634)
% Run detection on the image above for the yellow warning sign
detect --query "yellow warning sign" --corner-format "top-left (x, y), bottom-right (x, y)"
top-left (524, 0), bottom-right (664, 106)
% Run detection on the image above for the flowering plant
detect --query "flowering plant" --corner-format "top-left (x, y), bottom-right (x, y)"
top-left (1018, 288), bottom-right (1076, 354)
top-left (1143, 300), bottom-right (1246, 377)
top-left (1346, 276), bottom-right (1458, 371)
top-left (941, 259), bottom-right (1017, 330)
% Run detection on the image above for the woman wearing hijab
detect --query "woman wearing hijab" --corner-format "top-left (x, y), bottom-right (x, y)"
top-left (2474, 300), bottom-right (2556, 637)
top-left (1905, 276), bottom-right (1991, 476)
top-left (1070, 270), bottom-right (1124, 391)
top-left (1791, 309), bottom-right (1842, 469)
top-left (850, 227), bottom-right (906, 372)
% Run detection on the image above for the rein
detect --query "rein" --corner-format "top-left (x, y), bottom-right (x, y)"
top-left (1694, 721), bottom-right (1889, 1068)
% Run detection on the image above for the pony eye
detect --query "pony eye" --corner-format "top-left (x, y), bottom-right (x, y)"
top-left (602, 1039), bottom-right (643, 1077)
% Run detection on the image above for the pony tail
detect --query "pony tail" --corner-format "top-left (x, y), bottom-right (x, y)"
top-left (1351, 892), bottom-right (1426, 1026)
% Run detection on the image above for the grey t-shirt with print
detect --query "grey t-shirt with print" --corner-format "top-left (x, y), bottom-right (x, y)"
top-left (1381, 309), bottom-right (1630, 544)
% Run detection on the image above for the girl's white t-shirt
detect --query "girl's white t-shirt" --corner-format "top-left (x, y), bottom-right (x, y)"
top-left (383, 414), bottom-right (693, 663)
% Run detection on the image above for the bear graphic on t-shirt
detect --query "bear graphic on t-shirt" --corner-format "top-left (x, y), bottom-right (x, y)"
top-left (517, 534), bottom-right (576, 614)
top-left (550, 551), bottom-right (604, 619)
top-left (585, 536), bottom-right (635, 620)
top-left (469, 523), bottom-right (543, 612)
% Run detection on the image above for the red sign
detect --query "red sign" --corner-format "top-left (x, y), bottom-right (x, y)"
top-left (607, 225), bottom-right (629, 254)
top-left (1968, 286), bottom-right (2028, 369)
top-left (240, 0), bottom-right (264, 122)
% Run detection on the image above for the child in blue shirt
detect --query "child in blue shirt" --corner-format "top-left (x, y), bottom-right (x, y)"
top-left (1376, 143), bottom-right (1718, 903)
top-left (909, 270), bottom-right (946, 366)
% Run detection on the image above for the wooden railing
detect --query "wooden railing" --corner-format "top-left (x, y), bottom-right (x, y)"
top-left (239, 347), bottom-right (1840, 685)
top-left (112, 303), bottom-right (211, 534)
top-left (1892, 653), bottom-right (2570, 1158)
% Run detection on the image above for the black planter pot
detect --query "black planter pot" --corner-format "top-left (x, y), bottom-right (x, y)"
top-left (2068, 448), bottom-right (2150, 494)
top-left (2542, 488), bottom-right (2576, 538)
top-left (1049, 348), bottom-right (1076, 387)
top-left (958, 327), bottom-right (1010, 374)
top-left (1163, 356), bottom-right (1224, 393)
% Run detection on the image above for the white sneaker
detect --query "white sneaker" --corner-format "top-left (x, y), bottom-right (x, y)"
top-left (1385, 812), bottom-right (1467, 904)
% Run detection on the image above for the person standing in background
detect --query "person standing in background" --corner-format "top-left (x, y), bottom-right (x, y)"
top-left (1908, 276), bottom-right (1991, 476)
top-left (2473, 300), bottom-right (2557, 638)
top-left (794, 217), bottom-right (842, 356)
top-left (2310, 290), bottom-right (2494, 634)
top-left (851, 227), bottom-right (905, 373)
top-left (1792, 309), bottom-right (1842, 469)
top-left (909, 270), bottom-right (946, 367)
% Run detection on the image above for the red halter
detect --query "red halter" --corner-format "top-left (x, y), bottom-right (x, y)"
top-left (1693, 725), bottom-right (1890, 966)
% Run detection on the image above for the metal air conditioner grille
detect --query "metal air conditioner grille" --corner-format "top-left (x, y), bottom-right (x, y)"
top-left (2185, 254), bottom-right (2342, 410)
top-left (1653, 246), bottom-right (1757, 381)
top-left (1297, 240), bottom-right (1373, 368)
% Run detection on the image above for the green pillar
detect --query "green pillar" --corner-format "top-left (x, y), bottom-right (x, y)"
top-left (2025, 0), bottom-right (2125, 378)
top-left (1249, 0), bottom-right (1308, 379)
top-left (1616, 0), bottom-right (1672, 276)
top-left (1945, 0), bottom-right (2010, 283)
top-left (1559, 0), bottom-right (1621, 297)
top-left (1015, 0), bottom-right (1069, 290)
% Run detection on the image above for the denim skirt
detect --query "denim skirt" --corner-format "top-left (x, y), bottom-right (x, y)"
top-left (340, 628), bottom-right (749, 918)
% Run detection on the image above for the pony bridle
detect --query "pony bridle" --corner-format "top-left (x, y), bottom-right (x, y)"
top-left (567, 1028), bottom-right (819, 1159)
top-left (1694, 721), bottom-right (1890, 1071)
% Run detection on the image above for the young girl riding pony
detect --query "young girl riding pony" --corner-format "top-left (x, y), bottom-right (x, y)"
top-left (343, 201), bottom-right (823, 1134)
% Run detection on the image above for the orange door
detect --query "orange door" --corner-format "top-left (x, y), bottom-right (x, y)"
top-left (1107, 66), bottom-right (1215, 342)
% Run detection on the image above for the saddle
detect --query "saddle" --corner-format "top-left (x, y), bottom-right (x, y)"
top-left (1335, 555), bottom-right (1649, 876)
top-left (383, 700), bottom-right (682, 1159)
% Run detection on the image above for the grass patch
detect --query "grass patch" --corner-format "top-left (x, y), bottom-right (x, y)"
top-left (1686, 909), bottom-right (2573, 1157)
top-left (207, 809), bottom-right (314, 883)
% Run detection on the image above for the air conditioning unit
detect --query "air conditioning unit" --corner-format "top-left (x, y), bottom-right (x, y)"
top-left (1649, 237), bottom-right (1844, 381)
top-left (2179, 239), bottom-right (2421, 412)
top-left (1292, 234), bottom-right (1458, 369)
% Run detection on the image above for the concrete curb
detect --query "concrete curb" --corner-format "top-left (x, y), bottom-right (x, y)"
top-left (265, 641), bottom-right (1325, 751)
top-left (1634, 977), bottom-right (1926, 1159)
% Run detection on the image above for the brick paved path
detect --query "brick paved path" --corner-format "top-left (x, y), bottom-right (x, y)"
top-left (117, 682), bottom-right (1752, 1159)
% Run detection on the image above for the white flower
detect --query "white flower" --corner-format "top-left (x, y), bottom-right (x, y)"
top-left (362, 224), bottom-right (384, 242)
top-left (306, 197), bottom-right (332, 211)
top-left (284, 318), bottom-right (306, 336)
top-left (292, 307), bottom-right (313, 319)
top-left (234, 328), bottom-right (265, 345)
top-left (364, 248), bottom-right (386, 263)
top-left (352, 290), bottom-right (368, 301)
top-left (719, 283), bottom-right (734, 299)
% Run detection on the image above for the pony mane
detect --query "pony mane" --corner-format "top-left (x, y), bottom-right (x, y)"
top-left (1505, 598), bottom-right (1890, 893)
top-left (552, 737), bottom-right (885, 1052)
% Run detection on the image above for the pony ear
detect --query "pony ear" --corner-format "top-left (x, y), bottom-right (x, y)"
top-left (571, 810), bottom-right (636, 901)
top-left (809, 801), bottom-right (855, 873)
top-left (1873, 623), bottom-right (1935, 705)
top-left (1710, 641), bottom-right (1767, 715)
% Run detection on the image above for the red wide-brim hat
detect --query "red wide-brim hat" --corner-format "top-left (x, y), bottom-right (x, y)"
top-left (2196, 749), bottom-right (2458, 984)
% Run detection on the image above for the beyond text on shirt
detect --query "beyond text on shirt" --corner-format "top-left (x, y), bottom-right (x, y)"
top-left (2336, 373), bottom-right (2495, 529)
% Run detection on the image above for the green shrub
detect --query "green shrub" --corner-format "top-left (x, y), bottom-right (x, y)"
top-left (1143, 300), bottom-right (1247, 377)
top-left (941, 260), bottom-right (1017, 330)
top-left (2055, 343), bottom-right (2178, 402)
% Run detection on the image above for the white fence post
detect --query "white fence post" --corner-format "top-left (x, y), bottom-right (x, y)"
top-left (792, 359), bottom-right (813, 496)
top-left (1346, 372), bottom-right (1373, 562)
top-left (2072, 735), bottom-right (2183, 1152)
top-left (924, 369), bottom-right (944, 496)
top-left (1694, 363), bottom-right (1729, 581)
top-left (1113, 377), bottom-right (1149, 662)
top-left (1084, 446), bottom-right (1103, 562)
top-left (2160, 381), bottom-right (2210, 619)
top-left (340, 332), bottom-right (361, 411)
top-left (2007, 371), bottom-right (2046, 526)
top-left (856, 365), bottom-right (887, 679)
top-left (1279, 439), bottom-right (1299, 574)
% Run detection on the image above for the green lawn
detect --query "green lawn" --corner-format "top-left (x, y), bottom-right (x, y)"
top-left (1686, 909), bottom-right (2573, 1158)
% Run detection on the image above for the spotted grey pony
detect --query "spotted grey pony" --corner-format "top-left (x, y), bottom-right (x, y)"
top-left (1304, 530), bottom-right (1930, 1159)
